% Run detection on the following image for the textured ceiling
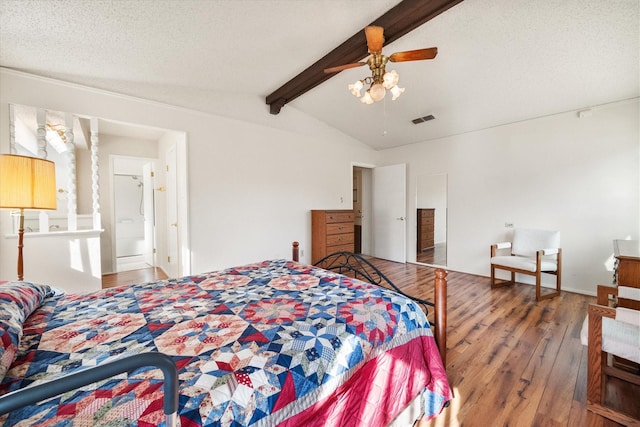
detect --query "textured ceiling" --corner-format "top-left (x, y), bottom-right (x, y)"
top-left (1, 0), bottom-right (638, 150)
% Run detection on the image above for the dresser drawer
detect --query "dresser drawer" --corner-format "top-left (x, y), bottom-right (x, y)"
top-left (327, 243), bottom-right (354, 253)
top-left (325, 212), bottom-right (354, 223)
top-left (327, 233), bottom-right (354, 246)
top-left (327, 223), bottom-right (353, 235)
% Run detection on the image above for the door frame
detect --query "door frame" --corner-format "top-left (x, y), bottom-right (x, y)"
top-left (351, 162), bottom-right (407, 263)
top-left (352, 163), bottom-right (374, 256)
top-left (165, 144), bottom-right (179, 278)
top-left (142, 161), bottom-right (156, 267)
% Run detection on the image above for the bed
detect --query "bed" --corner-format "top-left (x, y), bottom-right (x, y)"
top-left (0, 247), bottom-right (451, 426)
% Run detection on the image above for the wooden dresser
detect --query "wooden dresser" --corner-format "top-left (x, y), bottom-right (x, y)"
top-left (311, 210), bottom-right (354, 263)
top-left (417, 208), bottom-right (435, 252)
top-left (614, 239), bottom-right (640, 287)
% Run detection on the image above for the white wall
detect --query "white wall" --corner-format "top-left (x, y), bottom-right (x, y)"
top-left (2, 230), bottom-right (102, 292)
top-left (0, 69), bottom-right (378, 283)
top-left (2, 69), bottom-right (636, 297)
top-left (381, 99), bottom-right (639, 295)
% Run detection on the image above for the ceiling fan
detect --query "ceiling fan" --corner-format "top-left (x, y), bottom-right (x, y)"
top-left (324, 26), bottom-right (437, 104)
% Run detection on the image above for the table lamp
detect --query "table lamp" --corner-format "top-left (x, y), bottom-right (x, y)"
top-left (0, 154), bottom-right (57, 281)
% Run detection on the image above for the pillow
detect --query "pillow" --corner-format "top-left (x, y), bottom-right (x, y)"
top-left (0, 282), bottom-right (54, 382)
top-left (512, 229), bottom-right (560, 257)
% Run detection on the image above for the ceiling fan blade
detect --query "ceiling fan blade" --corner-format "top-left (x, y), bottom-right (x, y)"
top-left (323, 62), bottom-right (367, 74)
top-left (389, 47), bottom-right (438, 62)
top-left (365, 26), bottom-right (384, 53)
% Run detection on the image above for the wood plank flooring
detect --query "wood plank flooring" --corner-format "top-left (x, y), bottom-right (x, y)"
top-left (362, 258), bottom-right (636, 427)
top-left (101, 260), bottom-right (636, 426)
top-left (102, 267), bottom-right (168, 288)
top-left (416, 243), bottom-right (447, 266)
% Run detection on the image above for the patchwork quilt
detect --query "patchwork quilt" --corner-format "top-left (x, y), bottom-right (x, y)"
top-left (0, 260), bottom-right (450, 426)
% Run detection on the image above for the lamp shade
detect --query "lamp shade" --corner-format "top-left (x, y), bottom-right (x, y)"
top-left (0, 154), bottom-right (57, 210)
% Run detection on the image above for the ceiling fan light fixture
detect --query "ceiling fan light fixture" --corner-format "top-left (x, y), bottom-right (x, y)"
top-left (326, 26), bottom-right (437, 106)
top-left (369, 83), bottom-right (386, 102)
top-left (349, 80), bottom-right (364, 97)
top-left (390, 85), bottom-right (405, 100)
top-left (360, 91), bottom-right (374, 104)
top-left (382, 70), bottom-right (399, 89)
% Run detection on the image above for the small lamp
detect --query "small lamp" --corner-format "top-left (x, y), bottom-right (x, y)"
top-left (0, 154), bottom-right (57, 281)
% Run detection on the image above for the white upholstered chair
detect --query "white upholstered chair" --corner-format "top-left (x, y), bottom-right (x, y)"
top-left (490, 228), bottom-right (562, 301)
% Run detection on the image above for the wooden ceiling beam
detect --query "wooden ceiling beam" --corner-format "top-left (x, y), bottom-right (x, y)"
top-left (265, 0), bottom-right (464, 114)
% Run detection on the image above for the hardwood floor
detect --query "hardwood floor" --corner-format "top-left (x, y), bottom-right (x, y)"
top-left (363, 258), bottom-right (637, 427)
top-left (102, 267), bottom-right (168, 288)
top-left (417, 243), bottom-right (447, 266)
top-left (100, 260), bottom-right (636, 426)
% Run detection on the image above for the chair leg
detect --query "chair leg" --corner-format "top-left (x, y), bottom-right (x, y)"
top-left (490, 266), bottom-right (514, 288)
top-left (556, 248), bottom-right (562, 294)
top-left (536, 272), bottom-right (561, 301)
top-left (490, 265), bottom-right (495, 287)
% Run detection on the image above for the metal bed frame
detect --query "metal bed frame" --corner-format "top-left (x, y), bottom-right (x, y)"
top-left (0, 352), bottom-right (179, 426)
top-left (313, 251), bottom-right (435, 316)
top-left (306, 248), bottom-right (448, 368)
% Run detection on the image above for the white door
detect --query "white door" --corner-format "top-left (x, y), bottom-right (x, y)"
top-left (142, 162), bottom-right (155, 267)
top-left (372, 164), bottom-right (406, 263)
top-left (166, 145), bottom-right (179, 277)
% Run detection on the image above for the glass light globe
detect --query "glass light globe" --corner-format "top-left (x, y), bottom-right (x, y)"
top-left (348, 80), bottom-right (364, 97)
top-left (360, 91), bottom-right (374, 104)
top-left (382, 70), bottom-right (399, 89)
top-left (390, 85), bottom-right (405, 100)
top-left (369, 83), bottom-right (386, 102)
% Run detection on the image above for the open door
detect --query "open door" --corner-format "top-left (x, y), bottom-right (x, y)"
top-left (142, 162), bottom-right (156, 267)
top-left (165, 145), bottom-right (179, 278)
top-left (372, 164), bottom-right (406, 263)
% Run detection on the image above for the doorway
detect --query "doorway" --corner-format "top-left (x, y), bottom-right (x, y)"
top-left (415, 173), bottom-right (448, 267)
top-left (112, 156), bottom-right (157, 272)
top-left (7, 104), bottom-right (190, 279)
top-left (353, 165), bottom-right (372, 256)
top-left (352, 164), bottom-right (406, 263)
top-left (353, 167), bottom-right (363, 253)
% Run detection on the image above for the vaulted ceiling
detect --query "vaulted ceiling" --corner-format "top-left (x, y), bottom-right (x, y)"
top-left (1, 0), bottom-right (638, 150)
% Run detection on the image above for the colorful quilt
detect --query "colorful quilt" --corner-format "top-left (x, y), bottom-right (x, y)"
top-left (0, 260), bottom-right (451, 426)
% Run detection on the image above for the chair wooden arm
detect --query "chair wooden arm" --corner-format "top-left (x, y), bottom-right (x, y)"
top-left (618, 286), bottom-right (640, 310)
top-left (587, 303), bottom-right (615, 405)
top-left (541, 248), bottom-right (560, 256)
top-left (596, 285), bottom-right (640, 310)
top-left (491, 242), bottom-right (511, 257)
top-left (596, 285), bottom-right (618, 306)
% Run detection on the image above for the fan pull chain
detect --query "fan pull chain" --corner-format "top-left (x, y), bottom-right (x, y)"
top-left (382, 97), bottom-right (388, 136)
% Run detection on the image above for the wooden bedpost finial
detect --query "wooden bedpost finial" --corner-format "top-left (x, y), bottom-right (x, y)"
top-left (292, 241), bottom-right (299, 262)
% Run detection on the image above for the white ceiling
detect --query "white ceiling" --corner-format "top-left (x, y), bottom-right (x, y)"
top-left (1, 0), bottom-right (638, 150)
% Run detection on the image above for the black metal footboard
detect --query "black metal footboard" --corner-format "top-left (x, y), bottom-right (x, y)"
top-left (0, 352), bottom-right (179, 426)
top-left (313, 251), bottom-right (435, 317)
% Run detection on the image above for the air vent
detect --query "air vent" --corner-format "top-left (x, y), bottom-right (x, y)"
top-left (411, 114), bottom-right (436, 125)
